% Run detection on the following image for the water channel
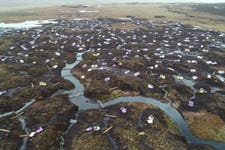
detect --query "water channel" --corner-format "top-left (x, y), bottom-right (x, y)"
top-left (61, 52), bottom-right (225, 150)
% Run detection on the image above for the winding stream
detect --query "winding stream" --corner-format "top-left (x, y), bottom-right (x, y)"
top-left (0, 18), bottom-right (224, 150)
top-left (61, 52), bottom-right (225, 150)
top-left (18, 116), bottom-right (29, 150)
top-left (0, 99), bottom-right (35, 119)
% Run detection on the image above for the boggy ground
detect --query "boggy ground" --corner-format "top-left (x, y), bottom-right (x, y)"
top-left (0, 17), bottom-right (225, 148)
top-left (1, 3), bottom-right (225, 32)
top-left (24, 94), bottom-right (78, 150)
top-left (64, 102), bottom-right (214, 150)
top-left (0, 22), bottom-right (79, 148)
top-left (0, 94), bottom-right (78, 150)
top-left (69, 17), bottom-right (225, 142)
top-left (0, 115), bottom-right (24, 150)
top-left (0, 31), bottom-right (76, 114)
top-left (178, 94), bottom-right (225, 142)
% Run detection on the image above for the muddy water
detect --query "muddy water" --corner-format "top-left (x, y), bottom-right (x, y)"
top-left (0, 100), bottom-right (34, 150)
top-left (103, 117), bottom-right (119, 150)
top-left (0, 20), bottom-right (57, 29)
top-left (61, 52), bottom-right (100, 110)
top-left (61, 52), bottom-right (225, 150)
top-left (0, 99), bottom-right (35, 119)
top-left (18, 116), bottom-right (29, 150)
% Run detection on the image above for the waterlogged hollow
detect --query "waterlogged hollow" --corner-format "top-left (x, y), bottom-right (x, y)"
top-left (61, 52), bottom-right (225, 150)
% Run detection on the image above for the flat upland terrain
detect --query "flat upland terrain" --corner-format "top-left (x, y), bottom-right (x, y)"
top-left (0, 3), bottom-right (225, 31)
top-left (0, 3), bottom-right (225, 150)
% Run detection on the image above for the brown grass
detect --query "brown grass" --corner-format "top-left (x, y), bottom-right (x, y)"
top-left (110, 22), bottom-right (139, 30)
top-left (211, 66), bottom-right (225, 72)
top-left (0, 3), bottom-right (224, 32)
top-left (183, 111), bottom-right (225, 142)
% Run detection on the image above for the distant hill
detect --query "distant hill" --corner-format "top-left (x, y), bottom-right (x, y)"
top-left (193, 3), bottom-right (225, 16)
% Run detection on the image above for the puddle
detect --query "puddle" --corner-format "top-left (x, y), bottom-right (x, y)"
top-left (0, 20), bottom-right (57, 29)
top-left (79, 10), bottom-right (99, 13)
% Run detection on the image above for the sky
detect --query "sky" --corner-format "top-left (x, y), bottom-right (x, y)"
top-left (0, 0), bottom-right (224, 9)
